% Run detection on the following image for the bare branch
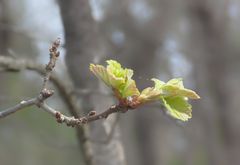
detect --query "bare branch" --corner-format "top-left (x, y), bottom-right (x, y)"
top-left (0, 38), bottom-right (132, 165)
top-left (0, 38), bottom-right (126, 165)
top-left (0, 39), bottom-right (129, 127)
top-left (0, 53), bottom-right (80, 117)
top-left (0, 39), bottom-right (61, 119)
top-left (42, 38), bottom-right (60, 90)
top-left (37, 102), bottom-right (125, 127)
top-left (0, 98), bottom-right (37, 118)
top-left (0, 87), bottom-right (54, 119)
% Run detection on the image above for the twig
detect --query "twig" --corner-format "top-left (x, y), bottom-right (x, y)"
top-left (0, 38), bottom-right (132, 165)
top-left (42, 38), bottom-right (60, 90)
top-left (0, 90), bottom-right (53, 119)
top-left (0, 39), bottom-right (60, 119)
top-left (0, 98), bottom-right (37, 118)
top-left (0, 39), bottom-right (130, 127)
top-left (0, 38), bottom-right (125, 165)
top-left (0, 53), bottom-right (80, 117)
top-left (37, 102), bottom-right (126, 127)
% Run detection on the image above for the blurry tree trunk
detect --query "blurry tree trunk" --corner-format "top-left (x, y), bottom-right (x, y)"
top-left (0, 0), bottom-right (10, 101)
top-left (100, 1), bottom-right (173, 165)
top-left (0, 0), bottom-right (9, 54)
top-left (187, 1), bottom-right (240, 164)
top-left (58, 1), bottom-right (126, 165)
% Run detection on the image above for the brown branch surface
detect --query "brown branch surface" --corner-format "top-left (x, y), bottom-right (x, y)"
top-left (53, 104), bottom-right (127, 127)
top-left (42, 38), bottom-right (60, 90)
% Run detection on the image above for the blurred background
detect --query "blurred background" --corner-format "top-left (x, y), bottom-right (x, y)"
top-left (0, 0), bottom-right (240, 165)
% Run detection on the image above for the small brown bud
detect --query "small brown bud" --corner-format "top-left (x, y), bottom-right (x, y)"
top-left (55, 112), bottom-right (61, 119)
top-left (88, 111), bottom-right (96, 116)
top-left (56, 51), bottom-right (60, 57)
top-left (76, 120), bottom-right (81, 125)
top-left (41, 89), bottom-right (54, 98)
top-left (81, 117), bottom-right (88, 124)
top-left (55, 112), bottom-right (63, 123)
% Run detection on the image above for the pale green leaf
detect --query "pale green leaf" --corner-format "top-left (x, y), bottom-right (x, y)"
top-left (162, 96), bottom-right (192, 121)
top-left (121, 79), bottom-right (140, 98)
top-left (139, 87), bottom-right (161, 103)
top-left (152, 78), bottom-right (200, 99)
top-left (161, 84), bottom-right (200, 99)
top-left (90, 64), bottom-right (111, 87)
top-left (138, 79), bottom-right (163, 103)
top-left (151, 78), bottom-right (165, 89)
top-left (166, 78), bottom-right (184, 88)
top-left (90, 60), bottom-right (140, 98)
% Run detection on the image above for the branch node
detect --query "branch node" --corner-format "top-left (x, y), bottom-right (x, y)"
top-left (41, 89), bottom-right (54, 99)
top-left (55, 111), bottom-right (63, 123)
top-left (88, 111), bottom-right (96, 116)
top-left (103, 114), bottom-right (109, 119)
top-left (20, 100), bottom-right (26, 104)
top-left (81, 117), bottom-right (88, 124)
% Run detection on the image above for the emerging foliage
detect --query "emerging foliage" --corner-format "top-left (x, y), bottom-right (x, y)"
top-left (90, 60), bottom-right (140, 98)
top-left (90, 60), bottom-right (200, 121)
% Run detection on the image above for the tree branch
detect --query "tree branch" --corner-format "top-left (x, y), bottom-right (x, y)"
top-left (0, 51), bottom-right (80, 117)
top-left (42, 38), bottom-right (60, 90)
top-left (39, 102), bottom-right (126, 127)
top-left (0, 98), bottom-right (37, 118)
top-left (0, 39), bottom-right (129, 127)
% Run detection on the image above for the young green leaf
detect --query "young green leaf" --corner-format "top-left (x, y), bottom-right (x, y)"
top-left (138, 78), bottom-right (199, 121)
top-left (161, 96), bottom-right (192, 121)
top-left (90, 64), bottom-right (111, 86)
top-left (152, 78), bottom-right (200, 99)
top-left (90, 60), bottom-right (200, 121)
top-left (90, 60), bottom-right (140, 99)
top-left (138, 78), bottom-right (166, 103)
top-left (138, 87), bottom-right (161, 103)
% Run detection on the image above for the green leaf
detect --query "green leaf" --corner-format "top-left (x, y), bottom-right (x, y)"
top-left (166, 78), bottom-right (184, 88)
top-left (90, 64), bottom-right (111, 87)
top-left (151, 78), bottom-right (165, 89)
top-left (138, 79), bottom-right (164, 103)
top-left (90, 60), bottom-right (140, 98)
top-left (90, 60), bottom-right (200, 120)
top-left (161, 96), bottom-right (192, 121)
top-left (121, 79), bottom-right (140, 98)
top-left (139, 78), bottom-right (200, 103)
top-left (153, 78), bottom-right (200, 99)
top-left (139, 87), bottom-right (158, 102)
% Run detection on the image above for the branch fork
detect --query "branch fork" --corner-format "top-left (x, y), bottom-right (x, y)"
top-left (0, 38), bottom-right (129, 128)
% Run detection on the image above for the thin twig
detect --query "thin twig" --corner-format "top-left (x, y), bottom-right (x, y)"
top-left (0, 98), bottom-right (37, 118)
top-left (42, 38), bottom-right (60, 90)
top-left (0, 54), bottom-right (80, 117)
top-left (0, 39), bottom-right (61, 119)
top-left (0, 39), bottom-right (130, 127)
top-left (36, 102), bottom-right (126, 127)
top-left (0, 39), bottom-right (93, 165)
